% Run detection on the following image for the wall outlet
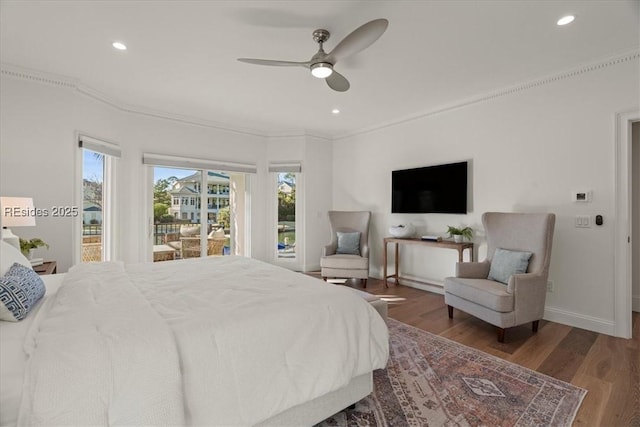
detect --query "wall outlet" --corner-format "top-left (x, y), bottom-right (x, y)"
top-left (547, 280), bottom-right (553, 292)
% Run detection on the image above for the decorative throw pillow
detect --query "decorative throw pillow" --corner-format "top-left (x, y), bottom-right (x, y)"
top-left (336, 231), bottom-right (361, 255)
top-left (0, 262), bottom-right (46, 321)
top-left (488, 248), bottom-right (532, 284)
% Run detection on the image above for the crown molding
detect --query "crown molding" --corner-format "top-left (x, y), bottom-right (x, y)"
top-left (75, 83), bottom-right (271, 138)
top-left (265, 131), bottom-right (332, 141)
top-left (1, 63), bottom-right (78, 88)
top-left (1, 63), bottom-right (270, 138)
top-left (1, 63), bottom-right (334, 140)
top-left (3, 48), bottom-right (639, 142)
top-left (333, 48), bottom-right (640, 141)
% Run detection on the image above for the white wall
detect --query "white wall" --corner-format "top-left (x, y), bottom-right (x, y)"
top-left (633, 122), bottom-right (640, 312)
top-left (332, 58), bottom-right (639, 335)
top-left (302, 135), bottom-right (333, 272)
top-left (0, 75), bottom-right (268, 272)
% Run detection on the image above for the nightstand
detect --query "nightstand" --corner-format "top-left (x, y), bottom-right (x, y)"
top-left (33, 261), bottom-right (57, 275)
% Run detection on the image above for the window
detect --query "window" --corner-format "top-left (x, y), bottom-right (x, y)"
top-left (144, 153), bottom-right (256, 262)
top-left (78, 135), bottom-right (120, 263)
top-left (269, 162), bottom-right (302, 261)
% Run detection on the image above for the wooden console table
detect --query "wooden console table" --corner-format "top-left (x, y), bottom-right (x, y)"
top-left (383, 237), bottom-right (473, 287)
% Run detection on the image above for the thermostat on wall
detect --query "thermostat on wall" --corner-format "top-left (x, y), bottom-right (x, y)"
top-left (573, 191), bottom-right (592, 202)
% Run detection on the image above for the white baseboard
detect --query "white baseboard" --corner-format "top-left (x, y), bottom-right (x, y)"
top-left (543, 306), bottom-right (615, 336)
top-left (633, 295), bottom-right (640, 312)
top-left (383, 274), bottom-right (445, 295)
top-left (372, 267), bottom-right (623, 337)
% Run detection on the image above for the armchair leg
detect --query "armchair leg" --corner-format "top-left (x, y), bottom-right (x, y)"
top-left (322, 276), bottom-right (327, 281)
top-left (447, 305), bottom-right (453, 319)
top-left (362, 278), bottom-right (367, 288)
top-left (532, 320), bottom-right (539, 333)
top-left (497, 328), bottom-right (506, 343)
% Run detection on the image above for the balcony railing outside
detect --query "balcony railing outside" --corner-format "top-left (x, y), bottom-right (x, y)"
top-left (81, 223), bottom-right (230, 262)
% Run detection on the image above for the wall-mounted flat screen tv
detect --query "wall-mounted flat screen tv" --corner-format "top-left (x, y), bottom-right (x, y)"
top-left (392, 161), bottom-right (468, 214)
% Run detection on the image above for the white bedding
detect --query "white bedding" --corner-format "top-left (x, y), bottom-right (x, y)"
top-left (10, 256), bottom-right (389, 426)
top-left (0, 274), bottom-right (64, 427)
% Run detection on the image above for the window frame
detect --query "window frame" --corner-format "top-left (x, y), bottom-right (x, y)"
top-left (74, 134), bottom-right (121, 264)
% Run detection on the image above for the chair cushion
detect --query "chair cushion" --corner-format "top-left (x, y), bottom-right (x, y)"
top-left (336, 231), bottom-right (361, 255)
top-left (320, 254), bottom-right (368, 270)
top-left (488, 248), bottom-right (532, 284)
top-left (180, 225), bottom-right (200, 237)
top-left (444, 277), bottom-right (514, 312)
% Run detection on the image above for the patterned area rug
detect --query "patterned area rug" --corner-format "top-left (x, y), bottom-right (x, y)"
top-left (319, 318), bottom-right (586, 427)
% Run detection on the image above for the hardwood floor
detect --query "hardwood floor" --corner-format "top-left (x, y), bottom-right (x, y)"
top-left (312, 275), bottom-right (640, 427)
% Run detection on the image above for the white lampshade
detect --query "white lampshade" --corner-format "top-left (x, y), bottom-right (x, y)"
top-left (1, 197), bottom-right (36, 250)
top-left (1, 197), bottom-right (36, 227)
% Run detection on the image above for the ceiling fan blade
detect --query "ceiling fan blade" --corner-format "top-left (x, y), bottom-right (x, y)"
top-left (326, 19), bottom-right (388, 63)
top-left (326, 70), bottom-right (350, 92)
top-left (237, 58), bottom-right (310, 68)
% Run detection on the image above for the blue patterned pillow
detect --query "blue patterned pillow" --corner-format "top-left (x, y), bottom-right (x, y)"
top-left (336, 231), bottom-right (361, 255)
top-left (488, 248), bottom-right (532, 284)
top-left (0, 262), bottom-right (46, 321)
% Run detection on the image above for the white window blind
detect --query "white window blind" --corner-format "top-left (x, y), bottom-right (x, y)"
top-left (78, 135), bottom-right (121, 158)
top-left (143, 153), bottom-right (257, 174)
top-left (268, 161), bottom-right (302, 173)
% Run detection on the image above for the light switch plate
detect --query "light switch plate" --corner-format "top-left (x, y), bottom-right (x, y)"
top-left (575, 215), bottom-right (591, 228)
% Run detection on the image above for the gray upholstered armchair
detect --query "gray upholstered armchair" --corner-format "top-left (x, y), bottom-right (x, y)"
top-left (320, 211), bottom-right (371, 287)
top-left (444, 212), bottom-right (555, 342)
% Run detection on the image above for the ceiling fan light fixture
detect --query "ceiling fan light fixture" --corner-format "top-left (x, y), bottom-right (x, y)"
top-left (311, 62), bottom-right (333, 79)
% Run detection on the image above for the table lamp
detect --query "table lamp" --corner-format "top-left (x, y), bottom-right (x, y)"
top-left (0, 197), bottom-right (36, 250)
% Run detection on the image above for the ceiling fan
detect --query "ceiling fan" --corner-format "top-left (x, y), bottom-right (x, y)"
top-left (237, 19), bottom-right (388, 92)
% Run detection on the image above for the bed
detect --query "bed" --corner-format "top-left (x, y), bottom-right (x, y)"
top-left (0, 248), bottom-right (389, 426)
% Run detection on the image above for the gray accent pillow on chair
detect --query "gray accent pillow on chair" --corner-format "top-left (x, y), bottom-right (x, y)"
top-left (488, 248), bottom-right (532, 284)
top-left (336, 231), bottom-right (361, 255)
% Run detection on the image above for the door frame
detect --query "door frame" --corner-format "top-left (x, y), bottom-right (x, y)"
top-left (614, 109), bottom-right (639, 338)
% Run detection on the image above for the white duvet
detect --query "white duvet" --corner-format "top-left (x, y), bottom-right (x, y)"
top-left (18, 256), bottom-right (389, 426)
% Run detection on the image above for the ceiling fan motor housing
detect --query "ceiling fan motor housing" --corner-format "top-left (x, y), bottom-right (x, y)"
top-left (312, 29), bottom-right (330, 44)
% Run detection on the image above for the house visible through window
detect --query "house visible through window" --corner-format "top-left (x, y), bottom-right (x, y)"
top-left (151, 167), bottom-right (240, 262)
top-left (143, 153), bottom-right (256, 262)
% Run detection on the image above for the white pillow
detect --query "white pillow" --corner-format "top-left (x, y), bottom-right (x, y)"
top-left (0, 240), bottom-right (33, 276)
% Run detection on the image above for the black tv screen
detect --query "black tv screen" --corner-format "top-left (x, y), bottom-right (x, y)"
top-left (392, 161), bottom-right (468, 214)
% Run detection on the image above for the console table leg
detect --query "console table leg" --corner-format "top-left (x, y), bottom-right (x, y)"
top-left (394, 243), bottom-right (399, 285)
top-left (383, 241), bottom-right (388, 288)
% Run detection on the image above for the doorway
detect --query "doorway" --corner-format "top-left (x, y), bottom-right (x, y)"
top-left (615, 110), bottom-right (640, 339)
top-left (632, 122), bottom-right (639, 314)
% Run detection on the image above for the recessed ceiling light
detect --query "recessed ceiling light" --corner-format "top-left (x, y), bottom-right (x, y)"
top-left (557, 15), bottom-right (575, 26)
top-left (112, 41), bottom-right (127, 50)
top-left (331, 108), bottom-right (340, 114)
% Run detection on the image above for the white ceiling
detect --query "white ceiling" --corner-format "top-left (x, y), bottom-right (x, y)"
top-left (1, 1), bottom-right (638, 138)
